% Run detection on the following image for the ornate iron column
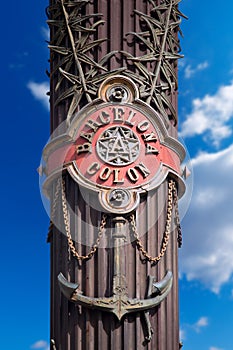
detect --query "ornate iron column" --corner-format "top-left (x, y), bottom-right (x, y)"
top-left (42, 1), bottom-right (186, 349)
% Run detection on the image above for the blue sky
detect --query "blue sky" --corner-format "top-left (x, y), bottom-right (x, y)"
top-left (1, 1), bottom-right (233, 349)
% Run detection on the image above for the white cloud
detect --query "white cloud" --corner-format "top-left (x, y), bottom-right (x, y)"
top-left (180, 316), bottom-right (208, 342)
top-left (41, 27), bottom-right (50, 41)
top-left (209, 347), bottom-right (223, 350)
top-left (31, 340), bottom-right (49, 350)
top-left (179, 328), bottom-right (186, 341)
top-left (180, 82), bottom-right (233, 146)
top-left (179, 144), bottom-right (233, 293)
top-left (27, 81), bottom-right (49, 110)
top-left (184, 61), bottom-right (209, 79)
top-left (193, 317), bottom-right (208, 333)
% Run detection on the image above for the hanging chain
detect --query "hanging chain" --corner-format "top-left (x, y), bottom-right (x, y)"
top-left (129, 179), bottom-right (175, 263)
top-left (47, 177), bottom-right (62, 240)
top-left (61, 177), bottom-right (107, 261)
top-left (49, 176), bottom-right (181, 261)
top-left (172, 184), bottom-right (182, 248)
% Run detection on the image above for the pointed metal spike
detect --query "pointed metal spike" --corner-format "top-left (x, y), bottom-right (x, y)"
top-left (182, 166), bottom-right (191, 180)
top-left (37, 165), bottom-right (44, 176)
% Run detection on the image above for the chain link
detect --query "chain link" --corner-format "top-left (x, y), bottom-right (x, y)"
top-left (129, 179), bottom-right (175, 263)
top-left (172, 184), bottom-right (182, 248)
top-left (47, 177), bottom-right (62, 240)
top-left (61, 177), bottom-right (107, 261)
top-left (49, 176), bottom-right (181, 261)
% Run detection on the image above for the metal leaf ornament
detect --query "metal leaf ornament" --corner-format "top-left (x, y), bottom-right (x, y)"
top-left (47, 0), bottom-right (186, 125)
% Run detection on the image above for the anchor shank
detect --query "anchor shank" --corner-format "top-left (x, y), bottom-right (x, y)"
top-left (112, 217), bottom-right (127, 297)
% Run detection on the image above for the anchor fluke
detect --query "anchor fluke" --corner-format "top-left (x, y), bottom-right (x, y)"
top-left (148, 270), bottom-right (173, 297)
top-left (58, 273), bottom-right (81, 299)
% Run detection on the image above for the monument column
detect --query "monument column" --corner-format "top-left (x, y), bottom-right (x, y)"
top-left (43, 1), bottom-right (186, 349)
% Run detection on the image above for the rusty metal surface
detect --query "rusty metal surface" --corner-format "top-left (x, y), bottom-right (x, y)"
top-left (47, 1), bottom-right (184, 349)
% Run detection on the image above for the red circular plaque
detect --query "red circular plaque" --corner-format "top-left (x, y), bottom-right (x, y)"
top-left (63, 104), bottom-right (180, 190)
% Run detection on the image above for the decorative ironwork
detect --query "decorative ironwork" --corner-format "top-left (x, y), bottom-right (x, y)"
top-left (108, 189), bottom-right (131, 209)
top-left (107, 85), bottom-right (130, 103)
top-left (45, 1), bottom-right (187, 348)
top-left (96, 126), bottom-right (140, 166)
top-left (56, 178), bottom-right (180, 341)
top-left (59, 269), bottom-right (173, 319)
top-left (47, 0), bottom-right (186, 124)
top-left (58, 213), bottom-right (173, 322)
top-left (43, 77), bottom-right (186, 198)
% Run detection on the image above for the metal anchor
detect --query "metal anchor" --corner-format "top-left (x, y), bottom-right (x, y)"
top-left (58, 216), bottom-right (173, 321)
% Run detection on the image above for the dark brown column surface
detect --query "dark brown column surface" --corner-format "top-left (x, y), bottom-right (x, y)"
top-left (46, 1), bottom-right (185, 349)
